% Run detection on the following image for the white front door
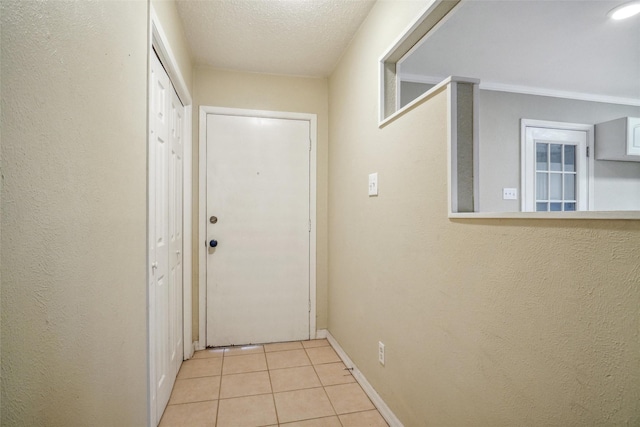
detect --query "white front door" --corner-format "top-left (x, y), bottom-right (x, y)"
top-left (206, 111), bottom-right (311, 347)
top-left (150, 51), bottom-right (183, 424)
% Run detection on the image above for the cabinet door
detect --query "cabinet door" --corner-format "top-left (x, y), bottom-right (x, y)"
top-left (627, 117), bottom-right (640, 156)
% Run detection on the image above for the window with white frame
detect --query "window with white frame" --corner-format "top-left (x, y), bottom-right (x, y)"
top-left (521, 121), bottom-right (590, 212)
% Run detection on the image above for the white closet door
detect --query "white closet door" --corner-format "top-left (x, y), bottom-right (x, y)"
top-left (149, 51), bottom-right (183, 424)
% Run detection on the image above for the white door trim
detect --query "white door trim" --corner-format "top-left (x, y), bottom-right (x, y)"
top-left (149, 7), bottom-right (193, 426)
top-left (520, 119), bottom-right (594, 212)
top-left (198, 106), bottom-right (318, 348)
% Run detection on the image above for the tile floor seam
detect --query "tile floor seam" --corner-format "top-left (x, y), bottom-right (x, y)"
top-left (314, 344), bottom-right (346, 427)
top-left (267, 365), bottom-right (281, 426)
top-left (218, 390), bottom-right (274, 401)
top-left (168, 397), bottom-right (217, 406)
top-left (320, 384), bottom-right (341, 424)
top-left (274, 386), bottom-right (336, 424)
top-left (214, 352), bottom-right (225, 427)
top-left (325, 383), bottom-right (377, 416)
top-left (269, 365), bottom-right (314, 373)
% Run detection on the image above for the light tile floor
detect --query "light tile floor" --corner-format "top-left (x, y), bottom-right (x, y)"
top-left (159, 339), bottom-right (389, 427)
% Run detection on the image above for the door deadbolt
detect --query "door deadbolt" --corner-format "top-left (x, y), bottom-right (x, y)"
top-left (209, 215), bottom-right (218, 224)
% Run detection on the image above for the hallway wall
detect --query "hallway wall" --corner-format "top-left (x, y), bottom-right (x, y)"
top-left (1, 1), bottom-right (149, 425)
top-left (192, 66), bottom-right (330, 341)
top-left (327, 1), bottom-right (640, 425)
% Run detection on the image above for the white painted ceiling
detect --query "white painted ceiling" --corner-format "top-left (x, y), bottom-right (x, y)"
top-left (175, 0), bottom-right (376, 77)
top-left (400, 0), bottom-right (640, 103)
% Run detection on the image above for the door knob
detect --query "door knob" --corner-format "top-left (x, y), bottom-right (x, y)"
top-left (209, 239), bottom-right (218, 248)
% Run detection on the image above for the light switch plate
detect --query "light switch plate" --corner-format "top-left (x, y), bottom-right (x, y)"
top-left (369, 173), bottom-right (378, 196)
top-left (503, 188), bottom-right (518, 200)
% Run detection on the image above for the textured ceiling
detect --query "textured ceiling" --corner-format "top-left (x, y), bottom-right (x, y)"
top-left (400, 0), bottom-right (640, 102)
top-left (176, 0), bottom-right (376, 77)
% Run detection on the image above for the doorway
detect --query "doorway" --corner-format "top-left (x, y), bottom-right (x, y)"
top-left (200, 107), bottom-right (317, 348)
top-left (521, 119), bottom-right (593, 212)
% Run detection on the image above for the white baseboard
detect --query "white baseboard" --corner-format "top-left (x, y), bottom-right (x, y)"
top-left (315, 329), bottom-right (328, 339)
top-left (184, 341), bottom-right (203, 361)
top-left (326, 331), bottom-right (404, 427)
top-left (194, 340), bottom-right (206, 351)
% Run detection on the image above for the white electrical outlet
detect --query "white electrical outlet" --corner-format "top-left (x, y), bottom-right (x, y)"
top-left (378, 341), bottom-right (385, 366)
top-left (369, 173), bottom-right (378, 196)
top-left (503, 187), bottom-right (518, 200)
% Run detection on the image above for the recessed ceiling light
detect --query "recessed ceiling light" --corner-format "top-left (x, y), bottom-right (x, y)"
top-left (608, 1), bottom-right (640, 20)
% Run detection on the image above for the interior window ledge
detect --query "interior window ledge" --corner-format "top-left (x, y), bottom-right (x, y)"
top-left (379, 76), bottom-right (478, 128)
top-left (449, 211), bottom-right (640, 220)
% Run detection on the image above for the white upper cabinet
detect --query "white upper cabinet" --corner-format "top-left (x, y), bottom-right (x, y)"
top-left (595, 117), bottom-right (640, 162)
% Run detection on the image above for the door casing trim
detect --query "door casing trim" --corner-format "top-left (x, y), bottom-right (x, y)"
top-left (198, 106), bottom-right (318, 349)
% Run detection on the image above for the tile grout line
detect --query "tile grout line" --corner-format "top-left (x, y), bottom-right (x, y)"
top-left (313, 342), bottom-right (382, 426)
top-left (305, 346), bottom-right (346, 427)
top-left (324, 335), bottom-right (396, 426)
top-left (266, 356), bottom-right (281, 426)
top-left (214, 351), bottom-right (225, 427)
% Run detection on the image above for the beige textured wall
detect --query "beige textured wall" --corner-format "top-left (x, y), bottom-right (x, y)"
top-left (1, 1), bottom-right (148, 425)
top-left (151, 0), bottom-right (193, 93)
top-left (193, 66), bottom-right (329, 340)
top-left (328, 1), bottom-right (640, 425)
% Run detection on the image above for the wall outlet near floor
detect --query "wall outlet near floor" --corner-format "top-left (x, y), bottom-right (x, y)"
top-left (378, 341), bottom-right (385, 366)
